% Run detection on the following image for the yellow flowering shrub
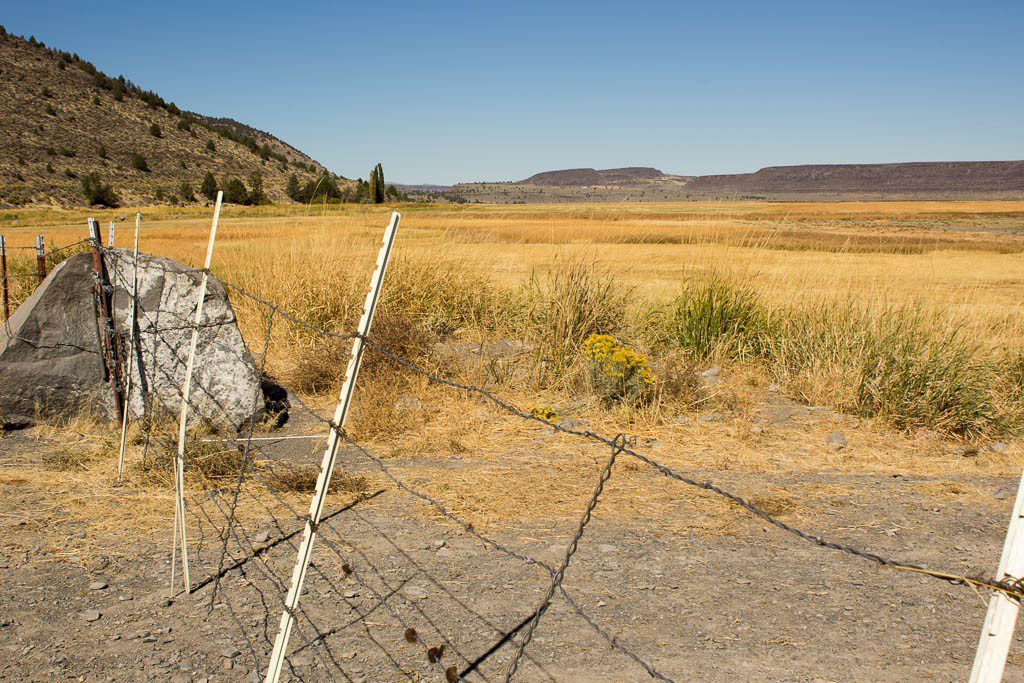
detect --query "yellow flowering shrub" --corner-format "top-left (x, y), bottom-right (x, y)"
top-left (582, 334), bottom-right (655, 404)
top-left (529, 405), bottom-right (559, 421)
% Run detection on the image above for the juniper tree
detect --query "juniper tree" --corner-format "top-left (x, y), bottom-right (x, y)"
top-left (200, 172), bottom-right (218, 201)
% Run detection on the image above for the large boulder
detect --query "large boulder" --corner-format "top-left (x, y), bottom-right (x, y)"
top-left (0, 250), bottom-right (263, 430)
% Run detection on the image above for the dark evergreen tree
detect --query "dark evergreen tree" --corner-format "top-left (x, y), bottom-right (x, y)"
top-left (81, 172), bottom-right (119, 207)
top-left (248, 172), bottom-right (266, 205)
top-left (223, 177), bottom-right (249, 204)
top-left (286, 174), bottom-right (302, 202)
top-left (200, 172), bottom-right (218, 201)
top-left (373, 163), bottom-right (385, 204)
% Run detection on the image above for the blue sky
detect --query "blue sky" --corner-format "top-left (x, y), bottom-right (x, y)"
top-left (5, 1), bottom-right (1022, 184)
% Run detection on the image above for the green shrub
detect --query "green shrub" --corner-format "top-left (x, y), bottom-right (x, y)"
top-left (178, 181), bottom-right (194, 202)
top-left (148, 122), bottom-right (161, 138)
top-left (130, 152), bottom-right (149, 172)
top-left (80, 172), bottom-right (118, 207)
top-left (652, 275), bottom-right (764, 360)
top-left (206, 139), bottom-right (215, 152)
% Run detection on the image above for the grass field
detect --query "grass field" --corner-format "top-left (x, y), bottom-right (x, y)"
top-left (3, 200), bottom-right (1024, 444)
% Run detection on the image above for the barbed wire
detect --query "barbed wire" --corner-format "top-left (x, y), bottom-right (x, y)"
top-left (31, 236), bottom-right (1019, 682)
top-left (355, 333), bottom-right (1024, 603)
top-left (504, 434), bottom-right (625, 681)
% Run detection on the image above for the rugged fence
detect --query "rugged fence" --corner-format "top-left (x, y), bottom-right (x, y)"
top-left (5, 202), bottom-right (1024, 682)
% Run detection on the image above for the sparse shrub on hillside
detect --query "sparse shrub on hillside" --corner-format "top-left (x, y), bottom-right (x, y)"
top-left (80, 172), bottom-right (118, 207)
top-left (46, 162), bottom-right (54, 173)
top-left (59, 148), bottom-right (75, 157)
top-left (176, 117), bottom-right (191, 132)
top-left (200, 172), bottom-right (218, 200)
top-left (148, 122), bottom-right (161, 138)
top-left (112, 80), bottom-right (125, 101)
top-left (91, 94), bottom-right (100, 105)
top-left (130, 152), bottom-right (149, 172)
top-left (222, 177), bottom-right (249, 204)
top-left (178, 181), bottom-right (194, 202)
top-left (206, 139), bottom-right (216, 152)
top-left (45, 146), bottom-right (56, 156)
top-left (97, 142), bottom-right (107, 158)
top-left (45, 103), bottom-right (56, 116)
top-left (41, 86), bottom-right (53, 98)
top-left (155, 187), bottom-right (165, 202)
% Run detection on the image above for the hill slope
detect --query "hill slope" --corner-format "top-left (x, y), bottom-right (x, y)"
top-left (0, 30), bottom-right (341, 207)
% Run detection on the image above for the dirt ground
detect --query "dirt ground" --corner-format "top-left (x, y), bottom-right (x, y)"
top-left (3, 378), bottom-right (1024, 682)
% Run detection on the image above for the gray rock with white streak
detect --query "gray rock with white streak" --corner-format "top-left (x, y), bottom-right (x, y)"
top-left (0, 250), bottom-right (262, 430)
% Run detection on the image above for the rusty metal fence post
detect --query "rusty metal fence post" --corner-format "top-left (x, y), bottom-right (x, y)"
top-left (87, 219), bottom-right (125, 426)
top-left (0, 235), bottom-right (8, 320)
top-left (35, 235), bottom-right (46, 285)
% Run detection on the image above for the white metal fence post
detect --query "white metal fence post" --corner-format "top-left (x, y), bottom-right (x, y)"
top-left (171, 192), bottom-right (223, 595)
top-left (116, 213), bottom-right (141, 481)
top-left (265, 211), bottom-right (401, 683)
top-left (970, 467), bottom-right (1024, 682)
top-left (108, 221), bottom-right (116, 249)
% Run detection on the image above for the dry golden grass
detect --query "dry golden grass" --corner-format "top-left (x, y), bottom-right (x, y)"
top-left (2, 200), bottom-right (1023, 540)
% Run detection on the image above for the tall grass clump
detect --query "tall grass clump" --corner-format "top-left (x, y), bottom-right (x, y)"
top-left (648, 274), bottom-right (764, 360)
top-left (381, 257), bottom-right (509, 336)
top-left (523, 257), bottom-right (627, 377)
top-left (763, 303), bottom-right (1008, 438)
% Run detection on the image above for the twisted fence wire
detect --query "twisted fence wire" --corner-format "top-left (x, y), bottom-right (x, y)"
top-left (63, 240), bottom-right (1024, 681)
top-left (107, 269), bottom-right (505, 680)
top-left (503, 434), bottom-right (625, 681)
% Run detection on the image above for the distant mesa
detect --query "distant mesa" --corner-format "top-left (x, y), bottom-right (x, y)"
top-left (686, 161), bottom-right (1024, 195)
top-left (517, 167), bottom-right (671, 186)
top-left (448, 160), bottom-right (1024, 203)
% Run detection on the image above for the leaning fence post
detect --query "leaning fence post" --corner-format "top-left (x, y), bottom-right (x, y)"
top-left (116, 213), bottom-right (142, 482)
top-left (87, 219), bottom-right (125, 426)
top-left (35, 235), bottom-right (46, 284)
top-left (0, 235), bottom-right (8, 320)
top-left (265, 211), bottom-right (401, 683)
top-left (171, 192), bottom-right (223, 596)
top-left (969, 467), bottom-right (1024, 682)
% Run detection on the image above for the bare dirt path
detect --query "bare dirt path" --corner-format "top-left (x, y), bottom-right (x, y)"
top-left (3, 419), bottom-right (1024, 682)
